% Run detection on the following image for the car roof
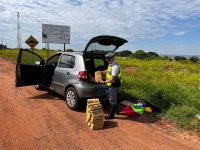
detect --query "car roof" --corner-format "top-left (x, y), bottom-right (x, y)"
top-left (55, 51), bottom-right (105, 59)
top-left (57, 51), bottom-right (84, 56)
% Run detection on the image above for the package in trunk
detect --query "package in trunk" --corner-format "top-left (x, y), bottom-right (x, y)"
top-left (95, 71), bottom-right (106, 83)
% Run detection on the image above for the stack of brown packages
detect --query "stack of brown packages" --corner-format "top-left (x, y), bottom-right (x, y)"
top-left (95, 71), bottom-right (106, 83)
top-left (86, 98), bottom-right (104, 130)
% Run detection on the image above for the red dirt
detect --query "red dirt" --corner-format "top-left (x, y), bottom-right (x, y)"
top-left (0, 58), bottom-right (199, 150)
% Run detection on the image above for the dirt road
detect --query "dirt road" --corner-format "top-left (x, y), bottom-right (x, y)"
top-left (0, 58), bottom-right (199, 150)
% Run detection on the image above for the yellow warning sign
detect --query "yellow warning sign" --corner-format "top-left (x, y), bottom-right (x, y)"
top-left (25, 35), bottom-right (39, 48)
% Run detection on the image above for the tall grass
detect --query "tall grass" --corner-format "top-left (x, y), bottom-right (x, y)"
top-left (0, 49), bottom-right (56, 61)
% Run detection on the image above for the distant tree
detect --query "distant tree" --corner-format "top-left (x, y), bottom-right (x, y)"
top-left (174, 56), bottom-right (187, 61)
top-left (66, 49), bottom-right (74, 52)
top-left (162, 56), bottom-right (173, 61)
top-left (117, 50), bottom-right (132, 57)
top-left (115, 52), bottom-right (119, 56)
top-left (132, 50), bottom-right (148, 59)
top-left (147, 52), bottom-right (159, 57)
top-left (189, 56), bottom-right (199, 63)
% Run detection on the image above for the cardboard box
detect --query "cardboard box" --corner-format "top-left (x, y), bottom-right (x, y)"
top-left (95, 71), bottom-right (106, 83)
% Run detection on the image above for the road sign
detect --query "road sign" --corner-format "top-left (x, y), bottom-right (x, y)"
top-left (25, 35), bottom-right (39, 48)
top-left (42, 24), bottom-right (70, 44)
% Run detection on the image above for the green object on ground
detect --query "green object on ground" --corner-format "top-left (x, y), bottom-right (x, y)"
top-left (130, 103), bottom-right (144, 115)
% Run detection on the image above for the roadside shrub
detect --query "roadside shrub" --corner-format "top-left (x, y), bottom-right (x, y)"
top-left (116, 50), bottom-right (133, 57)
top-left (132, 50), bottom-right (148, 59)
top-left (66, 49), bottom-right (74, 52)
top-left (147, 52), bottom-right (159, 57)
top-left (161, 56), bottom-right (173, 61)
top-left (132, 50), bottom-right (160, 60)
top-left (189, 56), bottom-right (199, 63)
top-left (174, 56), bottom-right (187, 61)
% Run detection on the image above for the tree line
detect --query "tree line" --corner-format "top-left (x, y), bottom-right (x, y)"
top-left (39, 48), bottom-right (200, 64)
top-left (115, 50), bottom-right (200, 63)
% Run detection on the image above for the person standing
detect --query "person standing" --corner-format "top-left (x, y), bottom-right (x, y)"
top-left (100, 52), bottom-right (122, 119)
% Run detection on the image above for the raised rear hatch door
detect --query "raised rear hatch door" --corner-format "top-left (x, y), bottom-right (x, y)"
top-left (83, 35), bottom-right (128, 57)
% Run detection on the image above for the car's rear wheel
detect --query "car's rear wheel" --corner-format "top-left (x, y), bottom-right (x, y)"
top-left (65, 87), bottom-right (79, 110)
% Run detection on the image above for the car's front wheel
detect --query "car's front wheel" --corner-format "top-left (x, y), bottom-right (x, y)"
top-left (65, 87), bottom-right (79, 110)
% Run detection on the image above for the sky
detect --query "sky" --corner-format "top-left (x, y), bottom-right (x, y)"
top-left (0, 0), bottom-right (200, 55)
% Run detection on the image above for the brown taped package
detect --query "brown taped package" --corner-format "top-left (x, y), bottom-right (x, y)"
top-left (95, 71), bottom-right (106, 83)
top-left (86, 98), bottom-right (104, 130)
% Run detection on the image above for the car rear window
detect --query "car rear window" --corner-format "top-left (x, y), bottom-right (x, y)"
top-left (85, 58), bottom-right (106, 71)
top-left (94, 59), bottom-right (104, 68)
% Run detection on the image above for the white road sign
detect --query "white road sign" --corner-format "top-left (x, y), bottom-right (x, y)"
top-left (42, 24), bottom-right (70, 44)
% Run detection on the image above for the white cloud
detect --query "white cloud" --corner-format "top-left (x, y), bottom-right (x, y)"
top-left (0, 0), bottom-right (200, 53)
top-left (173, 31), bottom-right (186, 36)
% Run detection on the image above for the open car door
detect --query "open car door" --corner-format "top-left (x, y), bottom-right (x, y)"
top-left (16, 49), bottom-right (45, 87)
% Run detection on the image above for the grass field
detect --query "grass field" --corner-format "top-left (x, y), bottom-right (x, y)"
top-left (0, 49), bottom-right (200, 134)
top-left (118, 57), bottom-right (200, 134)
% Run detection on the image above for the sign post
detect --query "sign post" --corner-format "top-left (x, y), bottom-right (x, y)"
top-left (25, 35), bottom-right (39, 50)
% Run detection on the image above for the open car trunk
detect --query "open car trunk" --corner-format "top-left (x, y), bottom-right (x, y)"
top-left (83, 35), bottom-right (128, 83)
top-left (84, 56), bottom-right (107, 83)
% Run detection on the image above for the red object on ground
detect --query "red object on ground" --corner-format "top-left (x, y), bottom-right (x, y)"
top-left (122, 106), bottom-right (141, 118)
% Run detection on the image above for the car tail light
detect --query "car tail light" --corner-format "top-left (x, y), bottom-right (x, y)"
top-left (78, 71), bottom-right (88, 81)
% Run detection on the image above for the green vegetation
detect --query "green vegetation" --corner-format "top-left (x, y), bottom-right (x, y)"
top-left (117, 57), bottom-right (200, 134)
top-left (0, 49), bottom-right (200, 134)
top-left (116, 50), bottom-right (132, 57)
top-left (0, 49), bottom-right (20, 61)
top-left (189, 56), bottom-right (199, 63)
top-left (0, 49), bottom-right (56, 61)
top-left (118, 50), bottom-right (200, 64)
top-left (174, 56), bottom-right (187, 61)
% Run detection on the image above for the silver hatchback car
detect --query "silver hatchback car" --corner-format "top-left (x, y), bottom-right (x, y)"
top-left (16, 35), bottom-right (127, 110)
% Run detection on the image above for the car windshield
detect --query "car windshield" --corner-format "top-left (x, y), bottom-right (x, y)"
top-left (86, 42), bottom-right (116, 52)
